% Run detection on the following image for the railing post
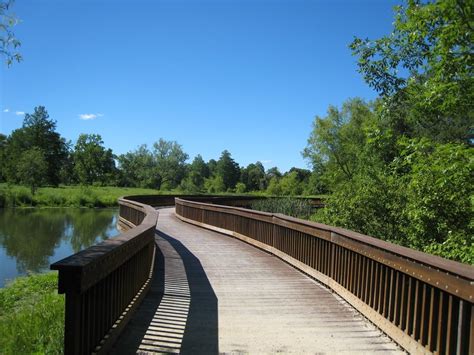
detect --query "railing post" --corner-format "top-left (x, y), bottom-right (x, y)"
top-left (64, 291), bottom-right (82, 355)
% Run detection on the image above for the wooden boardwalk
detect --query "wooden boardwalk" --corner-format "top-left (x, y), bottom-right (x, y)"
top-left (113, 208), bottom-right (403, 354)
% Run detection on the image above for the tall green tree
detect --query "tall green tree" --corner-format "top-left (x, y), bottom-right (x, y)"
top-left (216, 150), bottom-right (240, 190)
top-left (240, 162), bottom-right (266, 191)
top-left (4, 106), bottom-right (68, 186)
top-left (181, 154), bottom-right (210, 192)
top-left (302, 98), bottom-right (374, 189)
top-left (16, 148), bottom-right (47, 194)
top-left (73, 134), bottom-right (116, 185)
top-left (0, 133), bottom-right (6, 182)
top-left (118, 145), bottom-right (159, 188)
top-left (152, 139), bottom-right (188, 190)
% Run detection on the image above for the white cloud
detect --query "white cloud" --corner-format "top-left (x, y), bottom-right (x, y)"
top-left (3, 108), bottom-right (9, 113)
top-left (261, 160), bottom-right (273, 164)
top-left (79, 113), bottom-right (104, 120)
top-left (15, 111), bottom-right (25, 116)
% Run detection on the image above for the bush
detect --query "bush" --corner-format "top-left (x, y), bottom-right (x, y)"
top-left (312, 139), bottom-right (473, 264)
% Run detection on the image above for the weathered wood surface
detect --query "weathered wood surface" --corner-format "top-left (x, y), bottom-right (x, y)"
top-left (113, 208), bottom-right (403, 354)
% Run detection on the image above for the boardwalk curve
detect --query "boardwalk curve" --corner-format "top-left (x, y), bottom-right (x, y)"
top-left (113, 208), bottom-right (402, 354)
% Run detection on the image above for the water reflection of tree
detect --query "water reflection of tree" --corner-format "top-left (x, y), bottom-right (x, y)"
top-left (67, 209), bottom-right (118, 253)
top-left (0, 209), bottom-right (66, 273)
top-left (0, 208), bottom-right (117, 273)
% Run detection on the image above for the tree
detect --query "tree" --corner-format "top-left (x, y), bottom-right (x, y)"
top-left (302, 98), bottom-right (374, 189)
top-left (216, 150), bottom-right (240, 190)
top-left (180, 154), bottom-right (209, 192)
top-left (350, 0), bottom-right (473, 142)
top-left (204, 175), bottom-right (226, 193)
top-left (279, 171), bottom-right (306, 196)
top-left (4, 106), bottom-right (68, 185)
top-left (152, 139), bottom-right (189, 190)
top-left (73, 134), bottom-right (116, 185)
top-left (240, 162), bottom-right (266, 191)
top-left (0, 133), bottom-right (6, 181)
top-left (16, 148), bottom-right (47, 194)
top-left (118, 145), bottom-right (159, 188)
top-left (265, 167), bottom-right (282, 180)
top-left (188, 155), bottom-right (209, 188)
top-left (0, 0), bottom-right (21, 65)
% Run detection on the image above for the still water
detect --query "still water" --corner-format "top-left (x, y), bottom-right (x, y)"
top-left (0, 208), bottom-right (119, 287)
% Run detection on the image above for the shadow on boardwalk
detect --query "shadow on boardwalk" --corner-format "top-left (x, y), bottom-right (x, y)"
top-left (112, 230), bottom-right (218, 354)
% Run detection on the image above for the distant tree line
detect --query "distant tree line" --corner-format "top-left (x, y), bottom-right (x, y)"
top-left (0, 106), bottom-right (317, 196)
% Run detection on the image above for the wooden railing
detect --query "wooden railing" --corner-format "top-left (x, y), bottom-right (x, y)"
top-left (51, 197), bottom-right (158, 355)
top-left (175, 198), bottom-right (474, 355)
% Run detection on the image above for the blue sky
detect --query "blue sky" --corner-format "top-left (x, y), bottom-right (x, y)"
top-left (1, 0), bottom-right (400, 172)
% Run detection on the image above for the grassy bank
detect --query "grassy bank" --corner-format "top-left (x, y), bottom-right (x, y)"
top-left (0, 272), bottom-right (64, 354)
top-left (0, 184), bottom-right (162, 208)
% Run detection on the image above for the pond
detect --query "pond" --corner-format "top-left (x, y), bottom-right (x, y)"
top-left (0, 208), bottom-right (120, 287)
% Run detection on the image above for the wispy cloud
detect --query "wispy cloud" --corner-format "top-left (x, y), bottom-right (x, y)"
top-left (261, 159), bottom-right (272, 164)
top-left (3, 108), bottom-right (9, 113)
top-left (79, 113), bottom-right (104, 120)
top-left (15, 111), bottom-right (25, 116)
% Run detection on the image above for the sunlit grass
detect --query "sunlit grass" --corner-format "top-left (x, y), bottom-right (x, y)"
top-left (0, 184), bottom-right (162, 207)
top-left (0, 272), bottom-right (64, 354)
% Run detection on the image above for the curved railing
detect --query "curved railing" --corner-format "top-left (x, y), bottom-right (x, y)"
top-left (175, 197), bottom-right (474, 355)
top-left (51, 197), bottom-right (158, 355)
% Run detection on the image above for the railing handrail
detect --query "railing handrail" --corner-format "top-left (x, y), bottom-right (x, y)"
top-left (51, 199), bottom-right (158, 292)
top-left (176, 197), bottom-right (473, 282)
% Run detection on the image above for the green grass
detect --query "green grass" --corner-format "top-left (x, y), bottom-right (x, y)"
top-left (0, 184), bottom-right (163, 208)
top-left (0, 272), bottom-right (64, 354)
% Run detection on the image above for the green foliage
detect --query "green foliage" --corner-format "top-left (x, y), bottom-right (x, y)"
top-left (216, 150), bottom-right (240, 190)
top-left (240, 162), bottom-right (266, 191)
top-left (73, 134), bottom-right (116, 185)
top-left (302, 98), bottom-right (374, 189)
top-left (251, 197), bottom-right (313, 219)
top-left (4, 106), bottom-right (68, 186)
top-left (0, 0), bottom-right (22, 66)
top-left (266, 177), bottom-right (283, 196)
top-left (183, 154), bottom-right (210, 192)
top-left (0, 272), bottom-right (64, 354)
top-left (264, 169), bottom-right (311, 196)
top-left (16, 147), bottom-right (47, 194)
top-left (204, 175), bottom-right (226, 193)
top-left (235, 182), bottom-right (246, 193)
top-left (118, 145), bottom-right (157, 188)
top-left (304, 1), bottom-right (473, 264)
top-left (396, 139), bottom-right (473, 262)
top-left (0, 184), bottom-right (160, 208)
top-left (153, 139), bottom-right (189, 190)
top-left (350, 0), bottom-right (473, 143)
top-left (313, 169), bottom-right (406, 245)
top-left (312, 139), bottom-right (473, 264)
